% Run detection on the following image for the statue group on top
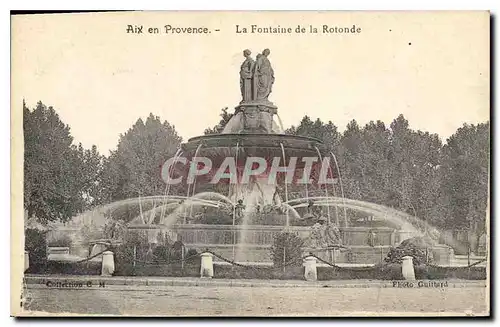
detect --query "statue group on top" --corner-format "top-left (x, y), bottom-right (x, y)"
top-left (240, 48), bottom-right (275, 104)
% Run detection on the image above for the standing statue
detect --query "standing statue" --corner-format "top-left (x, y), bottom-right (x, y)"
top-left (234, 199), bottom-right (246, 223)
top-left (253, 49), bottom-right (275, 102)
top-left (240, 49), bottom-right (255, 103)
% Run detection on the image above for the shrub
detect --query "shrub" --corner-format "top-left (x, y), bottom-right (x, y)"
top-left (112, 241), bottom-right (201, 276)
top-left (384, 236), bottom-right (433, 265)
top-left (152, 245), bottom-right (171, 263)
top-left (33, 261), bottom-right (101, 275)
top-left (24, 228), bottom-right (48, 273)
top-left (270, 232), bottom-right (304, 268)
top-left (112, 244), bottom-right (137, 275)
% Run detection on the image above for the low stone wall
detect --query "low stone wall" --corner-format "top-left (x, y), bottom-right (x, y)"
top-left (45, 224), bottom-right (454, 265)
top-left (130, 224), bottom-right (397, 247)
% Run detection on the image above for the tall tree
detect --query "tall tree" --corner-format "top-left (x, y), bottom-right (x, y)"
top-left (24, 101), bottom-right (103, 223)
top-left (339, 119), bottom-right (364, 201)
top-left (440, 122), bottom-right (490, 232)
top-left (356, 120), bottom-right (392, 205)
top-left (103, 113), bottom-right (183, 202)
top-left (286, 116), bottom-right (341, 152)
top-left (285, 116), bottom-right (342, 198)
top-left (71, 143), bottom-right (106, 209)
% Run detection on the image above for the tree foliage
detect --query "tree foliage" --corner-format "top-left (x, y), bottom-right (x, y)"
top-left (286, 114), bottom-right (490, 236)
top-left (24, 101), bottom-right (104, 223)
top-left (24, 99), bottom-right (489, 241)
top-left (204, 107), bottom-right (233, 135)
top-left (102, 113), bottom-right (183, 202)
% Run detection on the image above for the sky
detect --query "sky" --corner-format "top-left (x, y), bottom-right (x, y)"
top-left (12, 11), bottom-right (490, 154)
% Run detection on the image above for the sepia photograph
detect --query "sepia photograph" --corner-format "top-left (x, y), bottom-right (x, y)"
top-left (10, 11), bottom-right (490, 317)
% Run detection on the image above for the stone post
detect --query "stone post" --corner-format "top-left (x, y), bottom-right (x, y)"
top-left (200, 252), bottom-right (214, 278)
top-left (24, 251), bottom-right (29, 272)
top-left (401, 255), bottom-right (415, 280)
top-left (303, 255), bottom-right (317, 281)
top-left (101, 251), bottom-right (115, 276)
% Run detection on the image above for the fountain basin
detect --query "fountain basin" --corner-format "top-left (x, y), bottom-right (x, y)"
top-left (182, 133), bottom-right (327, 158)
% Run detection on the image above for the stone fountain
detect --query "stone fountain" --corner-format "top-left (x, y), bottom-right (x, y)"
top-left (58, 48), bottom-right (456, 266)
top-left (175, 48), bottom-right (339, 224)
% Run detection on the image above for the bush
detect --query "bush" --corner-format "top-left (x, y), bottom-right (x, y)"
top-left (112, 240), bottom-right (201, 276)
top-left (384, 237), bottom-right (433, 265)
top-left (30, 261), bottom-right (101, 275)
top-left (24, 228), bottom-right (47, 273)
top-left (270, 232), bottom-right (304, 268)
top-left (152, 245), bottom-right (171, 263)
top-left (213, 265), bottom-right (303, 280)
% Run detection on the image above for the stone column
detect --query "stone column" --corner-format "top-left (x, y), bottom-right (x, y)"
top-left (303, 256), bottom-right (317, 281)
top-left (401, 256), bottom-right (415, 280)
top-left (200, 252), bottom-right (214, 278)
top-left (101, 251), bottom-right (115, 276)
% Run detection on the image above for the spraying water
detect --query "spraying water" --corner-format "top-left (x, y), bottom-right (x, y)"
top-left (275, 114), bottom-right (285, 133)
top-left (288, 196), bottom-right (426, 236)
top-left (314, 146), bottom-right (332, 224)
top-left (159, 148), bottom-right (183, 223)
top-left (330, 151), bottom-right (348, 227)
top-left (280, 142), bottom-right (290, 226)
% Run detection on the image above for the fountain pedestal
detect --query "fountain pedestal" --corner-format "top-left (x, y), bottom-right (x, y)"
top-left (227, 102), bottom-right (278, 134)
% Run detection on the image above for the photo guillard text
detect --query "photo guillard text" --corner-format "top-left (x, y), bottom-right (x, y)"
top-left (393, 281), bottom-right (449, 288)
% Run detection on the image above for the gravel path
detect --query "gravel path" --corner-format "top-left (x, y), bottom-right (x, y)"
top-left (22, 284), bottom-right (488, 316)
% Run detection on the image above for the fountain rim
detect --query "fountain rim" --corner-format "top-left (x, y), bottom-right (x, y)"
top-left (187, 133), bottom-right (323, 143)
top-left (183, 133), bottom-right (326, 153)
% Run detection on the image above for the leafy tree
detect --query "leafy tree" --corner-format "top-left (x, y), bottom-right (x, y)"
top-left (72, 143), bottom-right (106, 209)
top-left (338, 119), bottom-right (364, 201)
top-left (356, 120), bottom-right (392, 205)
top-left (284, 114), bottom-right (489, 237)
top-left (103, 113), bottom-right (182, 202)
top-left (285, 116), bottom-right (343, 202)
top-left (286, 116), bottom-right (341, 152)
top-left (24, 101), bottom-right (102, 223)
top-left (386, 116), bottom-right (444, 225)
top-left (406, 131), bottom-right (443, 228)
top-left (440, 123), bottom-right (490, 236)
top-left (204, 107), bottom-right (233, 135)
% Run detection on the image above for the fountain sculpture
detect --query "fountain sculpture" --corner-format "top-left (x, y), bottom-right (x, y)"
top-left (164, 48), bottom-right (346, 228)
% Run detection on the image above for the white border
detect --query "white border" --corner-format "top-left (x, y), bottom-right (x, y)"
top-left (3, 1), bottom-right (497, 325)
